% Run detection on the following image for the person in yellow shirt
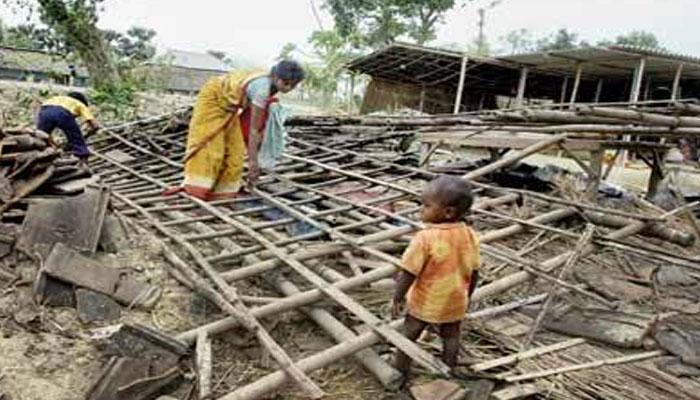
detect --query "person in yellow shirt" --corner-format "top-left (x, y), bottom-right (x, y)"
top-left (392, 175), bottom-right (480, 382)
top-left (37, 92), bottom-right (100, 160)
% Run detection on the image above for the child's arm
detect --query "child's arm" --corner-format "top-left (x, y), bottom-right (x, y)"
top-left (392, 270), bottom-right (416, 318)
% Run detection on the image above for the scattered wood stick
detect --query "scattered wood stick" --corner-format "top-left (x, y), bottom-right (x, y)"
top-left (504, 350), bottom-right (665, 382)
top-left (522, 224), bottom-right (596, 349)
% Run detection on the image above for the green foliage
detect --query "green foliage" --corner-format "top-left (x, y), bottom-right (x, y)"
top-left (276, 43), bottom-right (297, 61)
top-left (600, 31), bottom-right (661, 49)
top-left (500, 28), bottom-right (534, 54)
top-left (0, 20), bottom-right (69, 52)
top-left (323, 0), bottom-right (457, 48)
top-left (536, 28), bottom-right (582, 51)
top-left (500, 29), bottom-right (664, 54)
top-left (88, 79), bottom-right (138, 120)
top-left (304, 30), bottom-right (357, 99)
top-left (104, 26), bottom-right (157, 62)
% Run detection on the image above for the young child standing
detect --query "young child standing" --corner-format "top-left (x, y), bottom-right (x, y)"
top-left (37, 92), bottom-right (100, 161)
top-left (392, 175), bottom-right (480, 378)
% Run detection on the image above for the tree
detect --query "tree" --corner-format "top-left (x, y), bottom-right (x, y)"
top-left (0, 22), bottom-right (68, 52)
top-left (399, 0), bottom-right (456, 44)
top-left (304, 29), bottom-right (358, 102)
top-left (276, 43), bottom-right (297, 61)
top-left (501, 28), bottom-right (534, 55)
top-left (3, 0), bottom-right (120, 87)
top-left (603, 30), bottom-right (661, 49)
top-left (536, 28), bottom-right (581, 51)
top-left (116, 26), bottom-right (156, 61)
top-left (323, 0), bottom-right (458, 48)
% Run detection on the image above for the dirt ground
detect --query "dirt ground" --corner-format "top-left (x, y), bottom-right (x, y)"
top-left (0, 219), bottom-right (194, 400)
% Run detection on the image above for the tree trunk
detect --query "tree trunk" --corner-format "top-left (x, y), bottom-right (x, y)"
top-left (37, 0), bottom-right (120, 88)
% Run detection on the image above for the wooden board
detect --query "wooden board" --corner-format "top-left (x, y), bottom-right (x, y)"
top-left (18, 186), bottom-right (110, 257)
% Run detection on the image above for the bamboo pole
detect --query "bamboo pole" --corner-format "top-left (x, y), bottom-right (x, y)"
top-left (274, 277), bottom-right (403, 390)
top-left (582, 211), bottom-right (694, 247)
top-left (515, 66), bottom-right (529, 108)
top-left (504, 350), bottom-right (665, 383)
top-left (178, 207), bottom-right (575, 343)
top-left (462, 133), bottom-right (569, 180)
top-left (473, 217), bottom-right (649, 302)
top-left (218, 295), bottom-right (548, 400)
top-left (521, 224), bottom-right (595, 348)
top-left (578, 105), bottom-right (700, 128)
top-left (671, 64), bottom-right (684, 101)
top-left (196, 331), bottom-right (212, 399)
top-left (454, 54), bottom-right (469, 114)
top-left (569, 62), bottom-right (583, 106)
top-left (470, 338), bottom-right (586, 372)
top-left (115, 193), bottom-right (325, 399)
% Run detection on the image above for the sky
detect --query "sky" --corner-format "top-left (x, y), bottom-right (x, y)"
top-left (1, 0), bottom-right (698, 66)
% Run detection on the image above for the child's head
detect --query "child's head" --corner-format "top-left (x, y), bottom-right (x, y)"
top-left (421, 175), bottom-right (474, 224)
top-left (67, 91), bottom-right (89, 107)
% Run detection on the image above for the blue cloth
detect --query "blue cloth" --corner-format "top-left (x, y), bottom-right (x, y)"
top-left (37, 105), bottom-right (89, 159)
top-left (259, 102), bottom-right (289, 170)
top-left (246, 76), bottom-right (272, 108)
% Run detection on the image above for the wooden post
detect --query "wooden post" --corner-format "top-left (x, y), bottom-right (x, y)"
top-left (671, 63), bottom-right (684, 101)
top-left (569, 62), bottom-right (583, 107)
top-left (621, 57), bottom-right (647, 165)
top-left (587, 149), bottom-right (604, 199)
top-left (594, 79), bottom-right (604, 103)
top-left (559, 76), bottom-right (569, 109)
top-left (453, 54), bottom-right (469, 114)
top-left (515, 66), bottom-right (529, 108)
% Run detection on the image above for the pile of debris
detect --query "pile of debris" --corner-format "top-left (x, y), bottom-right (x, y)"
top-left (2, 103), bottom-right (700, 400)
top-left (0, 126), bottom-right (94, 220)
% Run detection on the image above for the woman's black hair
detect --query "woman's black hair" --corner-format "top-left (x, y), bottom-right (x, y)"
top-left (271, 60), bottom-right (305, 82)
top-left (67, 91), bottom-right (89, 106)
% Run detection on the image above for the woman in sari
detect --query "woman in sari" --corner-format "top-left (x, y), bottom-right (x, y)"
top-left (176, 60), bottom-right (304, 200)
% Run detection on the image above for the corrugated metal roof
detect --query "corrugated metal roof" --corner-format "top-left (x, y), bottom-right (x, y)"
top-left (501, 46), bottom-right (700, 79)
top-left (162, 49), bottom-right (230, 72)
top-left (0, 46), bottom-right (89, 77)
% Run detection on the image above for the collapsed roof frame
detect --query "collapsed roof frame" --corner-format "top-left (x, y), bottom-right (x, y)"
top-left (347, 42), bottom-right (700, 113)
top-left (86, 109), bottom-right (699, 399)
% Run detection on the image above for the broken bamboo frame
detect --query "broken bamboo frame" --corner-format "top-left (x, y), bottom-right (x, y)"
top-left (521, 224), bottom-right (595, 348)
top-left (462, 133), bottom-right (569, 180)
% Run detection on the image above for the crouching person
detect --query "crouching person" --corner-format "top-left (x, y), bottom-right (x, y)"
top-left (392, 175), bottom-right (480, 384)
top-left (37, 92), bottom-right (100, 162)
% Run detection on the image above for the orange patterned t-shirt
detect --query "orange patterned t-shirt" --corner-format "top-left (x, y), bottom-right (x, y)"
top-left (401, 222), bottom-right (480, 324)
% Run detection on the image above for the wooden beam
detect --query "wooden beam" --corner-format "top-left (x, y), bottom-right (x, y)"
top-left (453, 54), bottom-right (469, 114)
